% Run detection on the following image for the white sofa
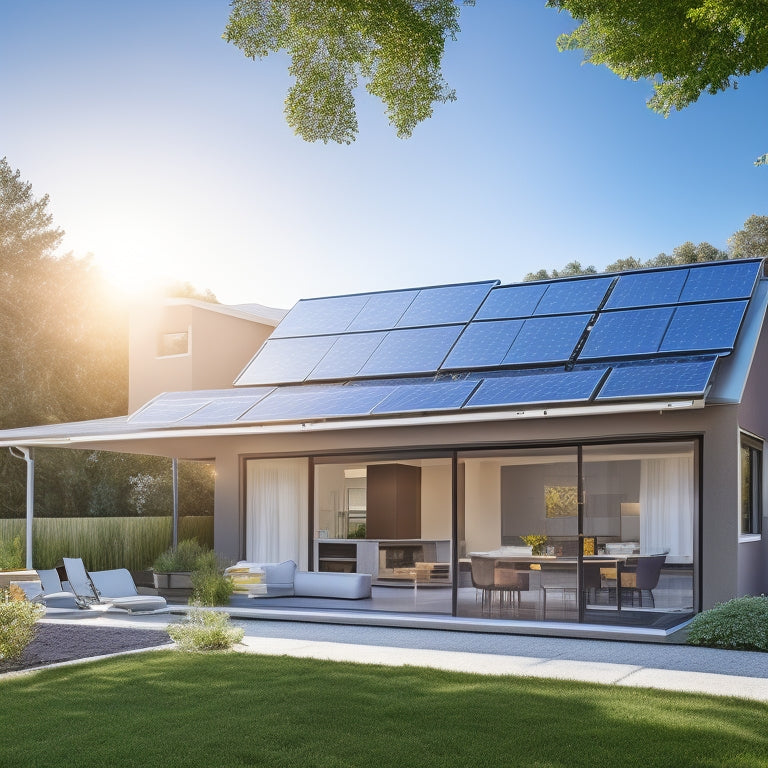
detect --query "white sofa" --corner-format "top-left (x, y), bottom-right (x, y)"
top-left (228, 560), bottom-right (371, 600)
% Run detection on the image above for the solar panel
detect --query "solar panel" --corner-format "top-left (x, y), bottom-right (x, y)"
top-left (534, 276), bottom-right (614, 315)
top-left (679, 260), bottom-right (762, 303)
top-left (660, 300), bottom-right (748, 353)
top-left (372, 379), bottom-right (479, 414)
top-left (129, 398), bottom-right (210, 424)
top-left (604, 269), bottom-right (687, 309)
top-left (241, 384), bottom-right (393, 422)
top-left (596, 357), bottom-right (717, 400)
top-left (271, 294), bottom-right (369, 338)
top-left (579, 307), bottom-right (674, 360)
top-left (475, 283), bottom-right (547, 320)
top-left (307, 332), bottom-right (386, 380)
top-left (502, 314), bottom-right (591, 365)
top-left (442, 320), bottom-right (524, 369)
top-left (465, 368), bottom-right (608, 408)
top-left (235, 336), bottom-right (337, 386)
top-left (358, 325), bottom-right (464, 376)
top-left (178, 392), bottom-right (274, 425)
top-left (395, 282), bottom-right (495, 327)
top-left (346, 290), bottom-right (418, 332)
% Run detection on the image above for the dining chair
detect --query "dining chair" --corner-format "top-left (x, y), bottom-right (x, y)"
top-left (621, 555), bottom-right (666, 608)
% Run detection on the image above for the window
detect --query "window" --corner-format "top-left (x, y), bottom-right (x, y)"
top-left (158, 331), bottom-right (189, 357)
top-left (740, 435), bottom-right (763, 535)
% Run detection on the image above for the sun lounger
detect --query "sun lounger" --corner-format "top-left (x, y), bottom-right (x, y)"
top-left (34, 569), bottom-right (86, 609)
top-left (62, 558), bottom-right (168, 614)
top-left (89, 568), bottom-right (168, 614)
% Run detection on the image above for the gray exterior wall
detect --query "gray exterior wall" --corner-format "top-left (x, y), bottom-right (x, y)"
top-left (83, 397), bottom-right (763, 609)
top-left (737, 318), bottom-right (768, 596)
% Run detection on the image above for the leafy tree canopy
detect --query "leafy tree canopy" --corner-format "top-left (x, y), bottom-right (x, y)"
top-left (524, 215), bottom-right (767, 280)
top-left (547, 1), bottom-right (768, 164)
top-left (224, 0), bottom-right (471, 144)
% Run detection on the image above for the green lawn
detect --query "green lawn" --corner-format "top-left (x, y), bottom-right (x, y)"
top-left (2, 651), bottom-right (766, 768)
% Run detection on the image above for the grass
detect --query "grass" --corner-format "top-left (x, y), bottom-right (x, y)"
top-left (1, 652), bottom-right (767, 767)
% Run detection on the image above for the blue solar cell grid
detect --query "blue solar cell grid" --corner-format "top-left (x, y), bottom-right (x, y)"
top-left (597, 357), bottom-right (717, 400)
top-left (372, 380), bottom-right (479, 415)
top-left (346, 290), bottom-right (418, 332)
top-left (179, 393), bottom-right (274, 425)
top-left (358, 325), bottom-right (464, 376)
top-left (466, 368), bottom-right (608, 409)
top-left (475, 283), bottom-right (547, 320)
top-left (271, 295), bottom-right (369, 338)
top-left (579, 307), bottom-right (674, 360)
top-left (502, 314), bottom-right (591, 365)
top-left (442, 320), bottom-right (524, 369)
top-left (660, 301), bottom-right (747, 353)
top-left (307, 332), bottom-right (386, 380)
top-left (130, 398), bottom-right (210, 424)
top-left (679, 260), bottom-right (761, 303)
top-left (236, 336), bottom-right (337, 385)
top-left (396, 282), bottom-right (495, 327)
top-left (604, 269), bottom-right (687, 310)
top-left (534, 276), bottom-right (614, 315)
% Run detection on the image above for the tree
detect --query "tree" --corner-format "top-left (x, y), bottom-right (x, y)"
top-left (547, 1), bottom-right (768, 165)
top-left (524, 260), bottom-right (597, 281)
top-left (729, 214), bottom-right (768, 258)
top-left (524, 215), bottom-right (767, 280)
top-left (224, 0), bottom-right (471, 144)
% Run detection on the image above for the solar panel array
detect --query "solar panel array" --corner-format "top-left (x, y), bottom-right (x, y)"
top-left (132, 260), bottom-right (763, 427)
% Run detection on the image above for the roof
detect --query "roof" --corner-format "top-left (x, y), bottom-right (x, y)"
top-left (0, 258), bottom-right (765, 448)
top-left (164, 297), bottom-right (287, 326)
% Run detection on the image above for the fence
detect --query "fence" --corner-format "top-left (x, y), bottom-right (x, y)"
top-left (0, 516), bottom-right (214, 571)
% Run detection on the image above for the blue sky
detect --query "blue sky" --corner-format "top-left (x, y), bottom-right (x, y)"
top-left (1, 1), bottom-right (766, 309)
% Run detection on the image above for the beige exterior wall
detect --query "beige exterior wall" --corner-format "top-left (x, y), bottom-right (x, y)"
top-left (128, 300), bottom-right (277, 412)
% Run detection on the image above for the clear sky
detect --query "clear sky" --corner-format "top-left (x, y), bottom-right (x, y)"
top-left (1, 1), bottom-right (766, 310)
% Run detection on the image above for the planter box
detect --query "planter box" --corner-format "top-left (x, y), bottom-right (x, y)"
top-left (152, 571), bottom-right (194, 601)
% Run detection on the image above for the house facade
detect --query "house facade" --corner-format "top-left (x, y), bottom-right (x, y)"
top-left (1, 260), bottom-right (766, 636)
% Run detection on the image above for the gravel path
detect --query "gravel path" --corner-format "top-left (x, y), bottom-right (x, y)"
top-left (0, 622), bottom-right (172, 675)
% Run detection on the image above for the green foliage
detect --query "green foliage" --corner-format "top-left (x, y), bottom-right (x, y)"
top-left (547, 2), bottom-right (768, 164)
top-left (687, 595), bottom-right (768, 651)
top-left (0, 589), bottom-right (43, 660)
top-left (0, 516), bottom-right (213, 572)
top-left (347, 523), bottom-right (366, 539)
top-left (728, 214), bottom-right (768, 258)
top-left (524, 260), bottom-right (597, 281)
top-left (152, 538), bottom-right (211, 573)
top-left (0, 535), bottom-right (24, 570)
top-left (190, 569), bottom-right (234, 607)
top-left (167, 608), bottom-right (244, 651)
top-left (224, 0), bottom-right (471, 143)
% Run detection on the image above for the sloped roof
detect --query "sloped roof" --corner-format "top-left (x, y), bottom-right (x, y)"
top-left (0, 258), bottom-right (765, 448)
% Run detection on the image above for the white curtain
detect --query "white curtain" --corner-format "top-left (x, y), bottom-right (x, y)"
top-left (639, 457), bottom-right (694, 561)
top-left (246, 458), bottom-right (308, 568)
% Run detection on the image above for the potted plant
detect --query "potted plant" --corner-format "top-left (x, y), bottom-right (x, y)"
top-left (152, 539), bottom-right (210, 593)
top-left (520, 534), bottom-right (548, 556)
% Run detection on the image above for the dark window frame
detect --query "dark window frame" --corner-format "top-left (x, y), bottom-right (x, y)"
top-left (740, 434), bottom-right (763, 536)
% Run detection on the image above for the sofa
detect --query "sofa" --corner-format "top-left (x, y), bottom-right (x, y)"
top-left (226, 560), bottom-right (371, 600)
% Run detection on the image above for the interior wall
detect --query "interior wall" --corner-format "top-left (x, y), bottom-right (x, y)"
top-left (463, 461), bottom-right (500, 552)
top-left (421, 463), bottom-right (452, 539)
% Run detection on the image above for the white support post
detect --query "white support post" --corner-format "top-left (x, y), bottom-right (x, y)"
top-left (9, 447), bottom-right (34, 569)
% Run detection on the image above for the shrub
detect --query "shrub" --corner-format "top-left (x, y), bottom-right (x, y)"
top-left (152, 539), bottom-right (209, 573)
top-left (687, 595), bottom-right (768, 652)
top-left (190, 569), bottom-right (234, 606)
top-left (0, 535), bottom-right (24, 570)
top-left (167, 608), bottom-right (244, 651)
top-left (0, 590), bottom-right (44, 661)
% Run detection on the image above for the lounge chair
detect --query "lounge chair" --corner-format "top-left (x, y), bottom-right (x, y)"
top-left (62, 558), bottom-right (168, 614)
top-left (34, 568), bottom-right (86, 609)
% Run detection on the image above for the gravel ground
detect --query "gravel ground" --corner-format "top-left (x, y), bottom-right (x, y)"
top-left (0, 622), bottom-right (172, 675)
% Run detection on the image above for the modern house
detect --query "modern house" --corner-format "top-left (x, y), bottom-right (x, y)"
top-left (1, 258), bottom-right (766, 638)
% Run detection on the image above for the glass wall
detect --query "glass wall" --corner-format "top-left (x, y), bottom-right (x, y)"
top-left (314, 454), bottom-right (453, 614)
top-left (458, 441), bottom-right (696, 627)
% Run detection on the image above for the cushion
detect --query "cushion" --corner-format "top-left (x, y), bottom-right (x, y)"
top-left (231, 560), bottom-right (297, 597)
